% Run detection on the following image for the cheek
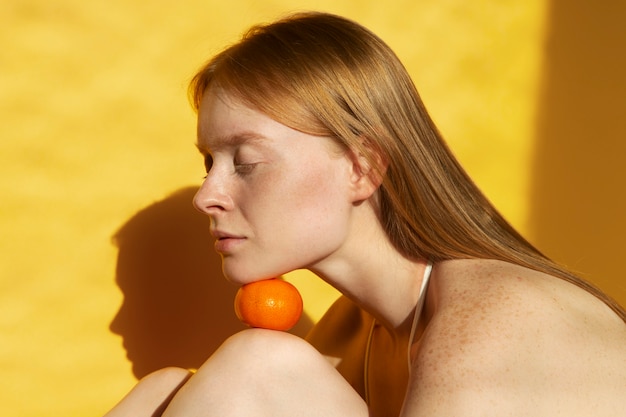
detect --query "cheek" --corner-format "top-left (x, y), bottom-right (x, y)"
top-left (288, 165), bottom-right (350, 233)
top-left (245, 154), bottom-right (351, 241)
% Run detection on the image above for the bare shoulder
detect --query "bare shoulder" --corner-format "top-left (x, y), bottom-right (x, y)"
top-left (404, 259), bottom-right (626, 417)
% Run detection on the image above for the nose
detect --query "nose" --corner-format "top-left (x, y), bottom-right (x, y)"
top-left (193, 175), bottom-right (234, 216)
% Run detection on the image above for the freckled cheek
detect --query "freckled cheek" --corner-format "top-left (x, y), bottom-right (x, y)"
top-left (292, 170), bottom-right (346, 219)
top-left (246, 164), bottom-right (346, 225)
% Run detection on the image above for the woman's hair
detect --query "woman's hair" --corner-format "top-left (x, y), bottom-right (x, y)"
top-left (188, 11), bottom-right (625, 320)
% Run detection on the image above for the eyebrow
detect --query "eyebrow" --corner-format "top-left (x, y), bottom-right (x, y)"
top-left (195, 132), bottom-right (267, 154)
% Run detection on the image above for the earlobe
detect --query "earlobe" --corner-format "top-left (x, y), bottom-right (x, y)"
top-left (348, 146), bottom-right (387, 203)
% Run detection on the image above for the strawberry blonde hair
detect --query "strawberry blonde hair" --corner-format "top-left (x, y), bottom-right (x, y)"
top-left (189, 12), bottom-right (625, 320)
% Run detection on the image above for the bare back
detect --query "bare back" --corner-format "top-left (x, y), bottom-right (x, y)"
top-left (403, 259), bottom-right (626, 416)
top-left (309, 259), bottom-right (626, 416)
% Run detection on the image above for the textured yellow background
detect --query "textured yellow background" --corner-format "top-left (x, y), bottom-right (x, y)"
top-left (2, 1), bottom-right (624, 416)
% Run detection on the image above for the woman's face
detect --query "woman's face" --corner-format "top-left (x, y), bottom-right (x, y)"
top-left (194, 90), bottom-right (356, 285)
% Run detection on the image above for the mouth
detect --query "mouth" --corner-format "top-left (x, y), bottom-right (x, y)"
top-left (212, 231), bottom-right (246, 253)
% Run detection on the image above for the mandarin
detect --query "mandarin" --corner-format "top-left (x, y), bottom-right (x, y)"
top-left (234, 278), bottom-right (303, 331)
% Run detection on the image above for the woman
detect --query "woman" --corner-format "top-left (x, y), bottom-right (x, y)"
top-left (105, 12), bottom-right (626, 417)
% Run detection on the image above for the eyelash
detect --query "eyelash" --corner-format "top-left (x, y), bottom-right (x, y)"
top-left (201, 154), bottom-right (256, 178)
top-left (234, 162), bottom-right (256, 175)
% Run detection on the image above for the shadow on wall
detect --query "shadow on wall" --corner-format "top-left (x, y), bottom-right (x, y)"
top-left (529, 0), bottom-right (626, 305)
top-left (109, 186), bottom-right (314, 379)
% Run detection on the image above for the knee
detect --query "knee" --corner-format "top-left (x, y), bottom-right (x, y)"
top-left (104, 368), bottom-right (192, 417)
top-left (219, 328), bottom-right (322, 369)
top-left (140, 367), bottom-right (193, 389)
top-left (131, 367), bottom-right (192, 402)
top-left (160, 331), bottom-right (318, 415)
top-left (191, 328), bottom-right (328, 386)
top-left (171, 329), bottom-right (367, 416)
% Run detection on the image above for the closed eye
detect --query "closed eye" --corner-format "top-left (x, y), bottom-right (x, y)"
top-left (234, 162), bottom-right (256, 175)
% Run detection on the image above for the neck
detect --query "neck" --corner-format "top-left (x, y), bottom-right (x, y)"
top-left (310, 203), bottom-right (429, 332)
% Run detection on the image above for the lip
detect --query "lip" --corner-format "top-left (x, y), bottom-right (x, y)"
top-left (211, 230), bottom-right (246, 254)
top-left (214, 236), bottom-right (246, 254)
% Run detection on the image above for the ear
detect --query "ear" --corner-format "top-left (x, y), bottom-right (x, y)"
top-left (347, 143), bottom-right (387, 203)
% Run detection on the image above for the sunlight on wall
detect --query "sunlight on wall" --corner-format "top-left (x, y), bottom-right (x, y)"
top-left (1, 1), bottom-right (548, 415)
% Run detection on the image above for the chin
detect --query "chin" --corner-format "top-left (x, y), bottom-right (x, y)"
top-left (222, 263), bottom-right (292, 286)
top-left (222, 268), bottom-right (269, 286)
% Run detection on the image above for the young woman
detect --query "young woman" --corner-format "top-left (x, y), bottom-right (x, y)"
top-left (105, 11), bottom-right (626, 417)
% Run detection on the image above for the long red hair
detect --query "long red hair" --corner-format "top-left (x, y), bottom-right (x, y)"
top-left (189, 11), bottom-right (626, 321)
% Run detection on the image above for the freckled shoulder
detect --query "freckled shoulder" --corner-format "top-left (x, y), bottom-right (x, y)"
top-left (403, 259), bottom-right (626, 417)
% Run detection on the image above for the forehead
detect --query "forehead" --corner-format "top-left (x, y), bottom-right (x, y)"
top-left (196, 90), bottom-right (276, 151)
top-left (195, 88), bottom-right (347, 159)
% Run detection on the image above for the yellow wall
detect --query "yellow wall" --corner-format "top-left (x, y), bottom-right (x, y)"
top-left (527, 0), bottom-right (626, 304)
top-left (2, 1), bottom-right (624, 416)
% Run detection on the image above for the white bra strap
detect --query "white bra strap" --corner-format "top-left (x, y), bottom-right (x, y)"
top-left (407, 261), bottom-right (433, 373)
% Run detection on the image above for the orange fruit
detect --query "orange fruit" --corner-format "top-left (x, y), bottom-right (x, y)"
top-left (234, 278), bottom-right (303, 331)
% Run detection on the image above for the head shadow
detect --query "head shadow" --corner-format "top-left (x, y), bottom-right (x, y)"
top-left (109, 186), bottom-right (314, 379)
